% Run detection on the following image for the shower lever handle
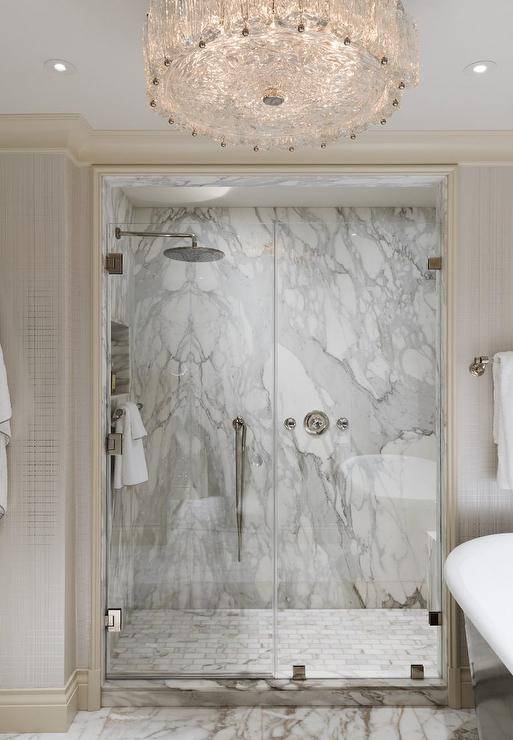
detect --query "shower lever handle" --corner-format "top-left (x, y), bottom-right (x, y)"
top-left (232, 416), bottom-right (247, 562)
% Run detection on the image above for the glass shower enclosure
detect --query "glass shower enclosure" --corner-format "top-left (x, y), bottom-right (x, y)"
top-left (105, 205), bottom-right (442, 680)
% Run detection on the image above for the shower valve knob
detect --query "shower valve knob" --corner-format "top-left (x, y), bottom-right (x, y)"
top-left (284, 417), bottom-right (296, 430)
top-left (304, 410), bottom-right (329, 435)
top-left (336, 417), bottom-right (350, 431)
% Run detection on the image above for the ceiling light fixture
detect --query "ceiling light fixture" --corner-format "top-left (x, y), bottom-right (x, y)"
top-left (44, 59), bottom-right (76, 74)
top-left (464, 60), bottom-right (497, 76)
top-left (143, 0), bottom-right (419, 150)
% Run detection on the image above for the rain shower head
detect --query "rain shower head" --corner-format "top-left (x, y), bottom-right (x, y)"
top-left (114, 227), bottom-right (225, 263)
top-left (163, 245), bottom-right (224, 262)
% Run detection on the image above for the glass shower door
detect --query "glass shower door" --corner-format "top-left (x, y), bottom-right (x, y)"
top-left (274, 209), bottom-right (443, 679)
top-left (105, 216), bottom-right (275, 677)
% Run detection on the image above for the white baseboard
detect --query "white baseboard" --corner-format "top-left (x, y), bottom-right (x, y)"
top-left (0, 668), bottom-right (95, 733)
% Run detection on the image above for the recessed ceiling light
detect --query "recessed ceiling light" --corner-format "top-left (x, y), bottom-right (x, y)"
top-left (464, 60), bottom-right (497, 76)
top-left (44, 58), bottom-right (76, 75)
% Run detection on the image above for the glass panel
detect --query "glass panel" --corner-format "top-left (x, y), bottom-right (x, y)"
top-left (275, 207), bottom-right (442, 679)
top-left (106, 215), bottom-right (275, 677)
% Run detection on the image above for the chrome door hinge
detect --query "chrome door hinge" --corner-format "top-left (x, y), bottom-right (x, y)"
top-left (105, 608), bottom-right (122, 632)
top-left (105, 253), bottom-right (123, 274)
top-left (106, 432), bottom-right (123, 455)
top-left (428, 611), bottom-right (443, 626)
top-left (427, 257), bottom-right (442, 271)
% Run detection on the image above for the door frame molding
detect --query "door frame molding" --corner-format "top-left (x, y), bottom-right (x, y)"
top-left (91, 164), bottom-right (459, 707)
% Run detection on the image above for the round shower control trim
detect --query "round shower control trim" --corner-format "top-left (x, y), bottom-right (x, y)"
top-left (303, 410), bottom-right (330, 435)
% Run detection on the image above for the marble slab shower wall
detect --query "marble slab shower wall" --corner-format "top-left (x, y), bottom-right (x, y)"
top-left (108, 204), bottom-right (440, 616)
top-left (128, 208), bottom-right (275, 610)
top-left (275, 207), bottom-right (440, 610)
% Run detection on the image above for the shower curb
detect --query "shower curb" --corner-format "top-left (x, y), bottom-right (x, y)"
top-left (101, 678), bottom-right (448, 708)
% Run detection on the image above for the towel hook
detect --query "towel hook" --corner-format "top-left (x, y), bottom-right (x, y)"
top-left (112, 402), bottom-right (143, 422)
top-left (469, 356), bottom-right (490, 377)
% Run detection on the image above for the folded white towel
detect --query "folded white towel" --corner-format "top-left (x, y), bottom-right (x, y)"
top-left (113, 401), bottom-right (148, 489)
top-left (493, 352), bottom-right (513, 490)
top-left (0, 344), bottom-right (12, 519)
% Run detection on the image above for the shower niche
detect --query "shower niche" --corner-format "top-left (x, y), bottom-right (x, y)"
top-left (103, 174), bottom-right (446, 684)
top-left (110, 322), bottom-right (130, 396)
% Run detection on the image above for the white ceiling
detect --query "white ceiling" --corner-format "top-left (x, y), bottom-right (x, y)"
top-left (1, 0), bottom-right (512, 132)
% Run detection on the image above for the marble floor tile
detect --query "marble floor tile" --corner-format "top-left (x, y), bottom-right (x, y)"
top-left (261, 707), bottom-right (478, 740)
top-left (109, 608), bottom-right (438, 679)
top-left (0, 706), bottom-right (477, 740)
top-left (93, 707), bottom-right (261, 739)
top-left (0, 708), bottom-right (111, 740)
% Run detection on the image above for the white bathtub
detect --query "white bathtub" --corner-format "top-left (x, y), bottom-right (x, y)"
top-left (445, 534), bottom-right (513, 740)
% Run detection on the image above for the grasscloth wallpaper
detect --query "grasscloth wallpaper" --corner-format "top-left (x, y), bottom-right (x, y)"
top-left (0, 153), bottom-right (91, 688)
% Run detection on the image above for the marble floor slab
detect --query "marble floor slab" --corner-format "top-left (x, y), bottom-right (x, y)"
top-left (109, 608), bottom-right (439, 679)
top-left (0, 707), bottom-right (477, 739)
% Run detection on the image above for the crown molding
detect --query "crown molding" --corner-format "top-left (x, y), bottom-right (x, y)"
top-left (1, 114), bottom-right (513, 166)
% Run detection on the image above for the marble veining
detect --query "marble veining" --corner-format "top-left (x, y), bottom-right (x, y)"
top-left (101, 677), bottom-right (449, 709)
top-left (105, 173), bottom-right (445, 190)
top-left (124, 208), bottom-right (275, 612)
top-left (274, 207), bottom-right (439, 611)
top-left (109, 608), bottom-right (437, 679)
top-left (0, 707), bottom-right (477, 739)
top-left (106, 203), bottom-right (441, 678)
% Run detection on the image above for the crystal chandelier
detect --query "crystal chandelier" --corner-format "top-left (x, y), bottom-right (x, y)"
top-left (144, 0), bottom-right (419, 150)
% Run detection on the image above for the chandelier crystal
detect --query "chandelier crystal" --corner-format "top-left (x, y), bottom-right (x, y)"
top-left (144, 0), bottom-right (419, 149)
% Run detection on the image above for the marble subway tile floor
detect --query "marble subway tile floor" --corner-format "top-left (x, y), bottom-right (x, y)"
top-left (109, 608), bottom-right (438, 678)
top-left (0, 707), bottom-right (478, 739)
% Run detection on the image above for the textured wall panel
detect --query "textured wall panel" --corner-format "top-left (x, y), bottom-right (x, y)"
top-left (455, 166), bottom-right (513, 668)
top-left (0, 153), bottom-right (91, 689)
top-left (69, 164), bottom-right (92, 674)
top-left (0, 153), bottom-right (65, 687)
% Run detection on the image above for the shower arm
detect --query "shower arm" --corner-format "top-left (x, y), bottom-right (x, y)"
top-left (114, 227), bottom-right (198, 248)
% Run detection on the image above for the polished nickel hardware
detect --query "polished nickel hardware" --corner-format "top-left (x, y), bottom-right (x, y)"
top-left (284, 417), bottom-right (296, 430)
top-left (233, 416), bottom-right (247, 562)
top-left (304, 410), bottom-right (330, 436)
top-left (469, 356), bottom-right (490, 377)
top-left (427, 257), bottom-right (442, 271)
top-left (112, 402), bottom-right (144, 423)
top-left (428, 611), bottom-right (443, 627)
top-left (336, 417), bottom-right (349, 431)
top-left (115, 227), bottom-right (224, 263)
top-left (106, 432), bottom-right (123, 455)
top-left (105, 608), bottom-right (123, 632)
top-left (115, 226), bottom-right (199, 247)
top-left (292, 665), bottom-right (306, 680)
top-left (105, 253), bottom-right (123, 274)
top-left (410, 664), bottom-right (424, 680)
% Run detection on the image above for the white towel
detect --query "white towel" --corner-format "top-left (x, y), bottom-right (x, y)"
top-left (113, 401), bottom-right (148, 489)
top-left (493, 351), bottom-right (513, 490)
top-left (0, 344), bottom-right (12, 519)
